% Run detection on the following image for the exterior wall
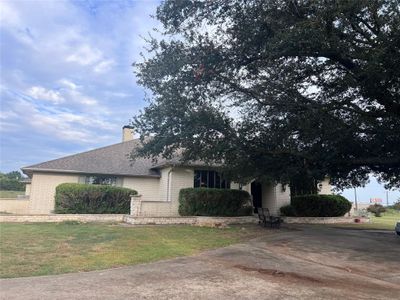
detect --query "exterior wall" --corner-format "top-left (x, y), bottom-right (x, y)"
top-left (158, 167), bottom-right (171, 202)
top-left (274, 184), bottom-right (291, 215)
top-left (122, 177), bottom-right (160, 202)
top-left (259, 183), bottom-right (291, 215)
top-left (319, 178), bottom-right (332, 194)
top-left (139, 167), bottom-right (194, 217)
top-left (241, 183), bottom-right (251, 194)
top-left (25, 183), bottom-right (31, 196)
top-left (29, 172), bottom-right (79, 214)
top-left (0, 199), bottom-right (30, 214)
top-left (170, 167), bottom-right (195, 214)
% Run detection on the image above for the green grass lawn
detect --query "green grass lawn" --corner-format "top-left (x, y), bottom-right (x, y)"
top-left (0, 223), bottom-right (260, 278)
top-left (335, 209), bottom-right (399, 231)
top-left (0, 190), bottom-right (24, 198)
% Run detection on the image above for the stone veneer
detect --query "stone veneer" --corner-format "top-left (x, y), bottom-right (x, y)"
top-left (0, 214), bottom-right (368, 225)
top-left (282, 216), bottom-right (370, 224)
top-left (123, 215), bottom-right (258, 226)
top-left (0, 214), bottom-right (124, 223)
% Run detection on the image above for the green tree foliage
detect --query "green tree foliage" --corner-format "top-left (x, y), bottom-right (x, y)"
top-left (392, 199), bottom-right (400, 210)
top-left (0, 171), bottom-right (24, 191)
top-left (367, 203), bottom-right (386, 217)
top-left (133, 0), bottom-right (400, 190)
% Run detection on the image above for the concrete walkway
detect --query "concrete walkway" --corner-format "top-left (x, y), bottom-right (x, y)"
top-left (1, 225), bottom-right (399, 300)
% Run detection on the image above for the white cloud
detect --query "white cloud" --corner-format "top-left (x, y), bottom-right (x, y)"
top-left (59, 82), bottom-right (99, 106)
top-left (0, 1), bottom-right (21, 27)
top-left (0, 0), bottom-right (162, 171)
top-left (0, 1), bottom-right (36, 47)
top-left (66, 44), bottom-right (102, 66)
top-left (26, 86), bottom-right (64, 104)
top-left (93, 59), bottom-right (114, 73)
top-left (58, 79), bottom-right (78, 90)
top-left (79, 95), bottom-right (98, 106)
top-left (1, 96), bottom-right (115, 144)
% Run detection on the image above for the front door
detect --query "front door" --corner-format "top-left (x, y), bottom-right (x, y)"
top-left (251, 181), bottom-right (262, 213)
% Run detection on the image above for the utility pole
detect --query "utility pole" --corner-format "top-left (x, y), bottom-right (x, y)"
top-left (386, 191), bottom-right (389, 207)
top-left (354, 187), bottom-right (358, 210)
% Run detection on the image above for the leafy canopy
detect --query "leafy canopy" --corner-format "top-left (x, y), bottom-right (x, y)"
top-left (132, 0), bottom-right (400, 189)
top-left (0, 171), bottom-right (25, 191)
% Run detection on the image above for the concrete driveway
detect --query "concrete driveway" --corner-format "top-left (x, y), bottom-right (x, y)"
top-left (1, 225), bottom-right (399, 300)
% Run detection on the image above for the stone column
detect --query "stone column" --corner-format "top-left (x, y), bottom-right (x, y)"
top-left (130, 194), bottom-right (142, 216)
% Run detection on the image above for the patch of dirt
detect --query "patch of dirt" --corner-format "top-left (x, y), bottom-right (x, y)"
top-left (266, 244), bottom-right (359, 274)
top-left (233, 265), bottom-right (322, 284)
top-left (233, 264), bottom-right (400, 295)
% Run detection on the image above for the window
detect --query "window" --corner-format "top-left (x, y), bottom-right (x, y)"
top-left (194, 170), bottom-right (230, 189)
top-left (85, 175), bottom-right (117, 186)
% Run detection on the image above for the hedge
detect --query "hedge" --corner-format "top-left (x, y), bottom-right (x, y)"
top-left (179, 188), bottom-right (253, 217)
top-left (55, 183), bottom-right (137, 214)
top-left (280, 194), bottom-right (351, 217)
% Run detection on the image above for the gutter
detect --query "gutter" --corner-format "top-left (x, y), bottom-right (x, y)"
top-left (20, 168), bottom-right (161, 178)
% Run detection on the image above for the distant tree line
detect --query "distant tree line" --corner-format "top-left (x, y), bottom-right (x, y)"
top-left (0, 171), bottom-right (25, 191)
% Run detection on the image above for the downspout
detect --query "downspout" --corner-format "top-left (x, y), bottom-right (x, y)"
top-left (166, 167), bottom-right (173, 202)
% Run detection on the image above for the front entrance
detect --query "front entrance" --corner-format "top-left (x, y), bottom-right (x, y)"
top-left (251, 181), bottom-right (262, 213)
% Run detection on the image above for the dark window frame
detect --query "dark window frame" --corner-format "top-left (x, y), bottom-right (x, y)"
top-left (85, 175), bottom-right (118, 186)
top-left (194, 170), bottom-right (230, 189)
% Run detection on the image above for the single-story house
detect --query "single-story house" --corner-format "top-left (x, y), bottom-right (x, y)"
top-left (17, 126), bottom-right (332, 216)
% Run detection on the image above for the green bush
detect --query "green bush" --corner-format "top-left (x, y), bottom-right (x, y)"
top-left (179, 188), bottom-right (253, 217)
top-left (280, 204), bottom-right (297, 216)
top-left (390, 200), bottom-right (400, 211)
top-left (55, 183), bottom-right (137, 214)
top-left (367, 204), bottom-right (386, 217)
top-left (290, 194), bottom-right (352, 217)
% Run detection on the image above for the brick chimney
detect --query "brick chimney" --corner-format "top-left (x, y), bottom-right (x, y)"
top-left (122, 125), bottom-right (134, 142)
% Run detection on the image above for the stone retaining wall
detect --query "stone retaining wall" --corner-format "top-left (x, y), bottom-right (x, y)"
top-left (282, 216), bottom-right (370, 224)
top-left (0, 214), bottom-right (369, 225)
top-left (123, 215), bottom-right (258, 226)
top-left (0, 214), bottom-right (124, 223)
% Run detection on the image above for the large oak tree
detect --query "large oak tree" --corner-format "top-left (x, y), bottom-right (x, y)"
top-left (132, 0), bottom-right (400, 191)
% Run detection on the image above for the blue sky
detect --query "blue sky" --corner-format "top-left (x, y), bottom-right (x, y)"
top-left (0, 0), bottom-right (398, 204)
top-left (1, 0), bottom-right (159, 170)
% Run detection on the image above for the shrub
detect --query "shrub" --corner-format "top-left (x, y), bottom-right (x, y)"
top-left (390, 200), bottom-right (400, 211)
top-left (367, 204), bottom-right (386, 217)
top-left (179, 188), bottom-right (253, 217)
top-left (280, 204), bottom-right (297, 216)
top-left (55, 183), bottom-right (137, 214)
top-left (290, 194), bottom-right (352, 217)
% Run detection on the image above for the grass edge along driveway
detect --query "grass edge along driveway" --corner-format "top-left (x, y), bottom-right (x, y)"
top-left (333, 209), bottom-right (399, 231)
top-left (0, 222), bottom-right (261, 278)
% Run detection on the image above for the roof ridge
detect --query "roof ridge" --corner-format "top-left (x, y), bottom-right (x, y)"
top-left (22, 139), bottom-right (140, 170)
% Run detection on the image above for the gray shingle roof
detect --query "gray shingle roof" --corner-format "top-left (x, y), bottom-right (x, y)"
top-left (21, 139), bottom-right (162, 177)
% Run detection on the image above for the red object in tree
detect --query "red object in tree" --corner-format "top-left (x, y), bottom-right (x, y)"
top-left (194, 64), bottom-right (205, 80)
